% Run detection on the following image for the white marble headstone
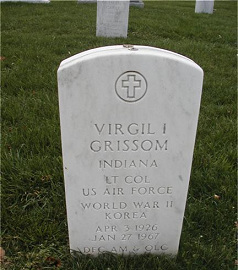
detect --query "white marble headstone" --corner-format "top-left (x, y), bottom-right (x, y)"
top-left (96, 0), bottom-right (130, 38)
top-left (58, 45), bottom-right (203, 256)
top-left (195, 0), bottom-right (214, 14)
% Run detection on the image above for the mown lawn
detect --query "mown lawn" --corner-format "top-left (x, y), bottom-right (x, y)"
top-left (1, 1), bottom-right (237, 269)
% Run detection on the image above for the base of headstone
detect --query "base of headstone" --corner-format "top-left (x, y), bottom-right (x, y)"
top-left (130, 0), bottom-right (144, 8)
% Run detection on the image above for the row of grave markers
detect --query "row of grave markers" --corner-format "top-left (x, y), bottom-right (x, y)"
top-left (1, 0), bottom-right (215, 38)
top-left (97, 0), bottom-right (215, 38)
top-left (0, 0), bottom-right (215, 14)
top-left (0, 0), bottom-right (215, 39)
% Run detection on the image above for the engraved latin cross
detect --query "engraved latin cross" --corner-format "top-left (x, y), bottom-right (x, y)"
top-left (122, 75), bottom-right (141, 98)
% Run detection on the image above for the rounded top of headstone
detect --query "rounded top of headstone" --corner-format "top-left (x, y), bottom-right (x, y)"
top-left (58, 45), bottom-right (203, 75)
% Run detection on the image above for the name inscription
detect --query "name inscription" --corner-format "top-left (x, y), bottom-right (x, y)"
top-left (90, 123), bottom-right (168, 152)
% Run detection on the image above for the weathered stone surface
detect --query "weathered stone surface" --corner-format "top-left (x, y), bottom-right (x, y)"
top-left (96, 0), bottom-right (130, 38)
top-left (195, 0), bottom-right (214, 14)
top-left (58, 45), bottom-right (203, 256)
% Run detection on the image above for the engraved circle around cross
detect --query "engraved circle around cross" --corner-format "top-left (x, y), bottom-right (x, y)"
top-left (115, 71), bottom-right (147, 102)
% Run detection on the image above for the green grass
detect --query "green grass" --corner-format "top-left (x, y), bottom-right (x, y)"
top-left (1, 1), bottom-right (237, 269)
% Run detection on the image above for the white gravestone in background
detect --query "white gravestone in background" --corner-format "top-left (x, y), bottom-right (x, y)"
top-left (96, 0), bottom-right (130, 38)
top-left (195, 0), bottom-right (214, 14)
top-left (58, 45), bottom-right (203, 256)
top-left (130, 0), bottom-right (144, 8)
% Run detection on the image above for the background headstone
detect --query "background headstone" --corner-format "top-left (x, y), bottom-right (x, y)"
top-left (96, 0), bottom-right (130, 38)
top-left (58, 45), bottom-right (203, 256)
top-left (195, 0), bottom-right (214, 14)
top-left (130, 0), bottom-right (144, 8)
